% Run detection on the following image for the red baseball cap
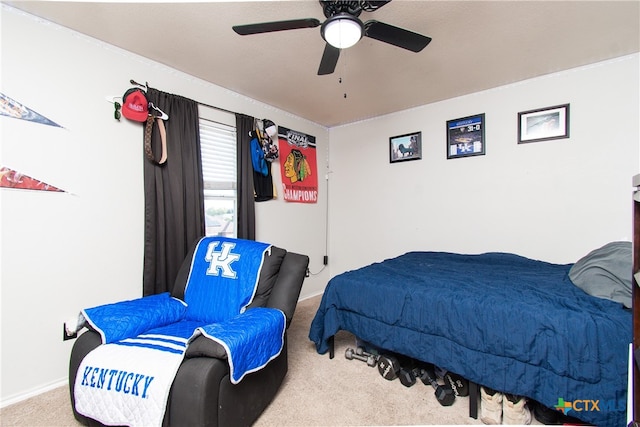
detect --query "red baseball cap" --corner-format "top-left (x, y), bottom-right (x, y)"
top-left (122, 88), bottom-right (149, 122)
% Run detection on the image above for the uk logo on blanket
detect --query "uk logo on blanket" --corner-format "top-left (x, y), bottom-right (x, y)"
top-left (184, 237), bottom-right (271, 323)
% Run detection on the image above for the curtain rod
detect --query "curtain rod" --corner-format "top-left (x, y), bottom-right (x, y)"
top-left (130, 79), bottom-right (237, 116)
top-left (197, 101), bottom-right (236, 116)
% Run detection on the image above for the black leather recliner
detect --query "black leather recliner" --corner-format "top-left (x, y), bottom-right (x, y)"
top-left (68, 244), bottom-right (309, 426)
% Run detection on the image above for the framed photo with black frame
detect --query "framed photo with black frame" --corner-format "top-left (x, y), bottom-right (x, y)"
top-left (446, 113), bottom-right (485, 159)
top-left (518, 104), bottom-right (570, 144)
top-left (389, 131), bottom-right (422, 163)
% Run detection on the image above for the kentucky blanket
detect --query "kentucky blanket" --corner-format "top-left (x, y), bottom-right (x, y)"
top-left (74, 320), bottom-right (200, 427)
top-left (184, 236), bottom-right (270, 322)
top-left (185, 237), bottom-right (285, 383)
top-left (74, 237), bottom-right (281, 426)
top-left (194, 307), bottom-right (286, 383)
top-left (81, 292), bottom-right (187, 343)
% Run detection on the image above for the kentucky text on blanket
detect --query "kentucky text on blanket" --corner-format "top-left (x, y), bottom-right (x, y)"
top-left (79, 365), bottom-right (154, 398)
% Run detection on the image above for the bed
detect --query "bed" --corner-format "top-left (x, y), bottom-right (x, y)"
top-left (309, 243), bottom-right (632, 427)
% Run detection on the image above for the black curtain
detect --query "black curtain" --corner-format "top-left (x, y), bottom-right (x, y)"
top-left (236, 113), bottom-right (256, 240)
top-left (143, 88), bottom-right (204, 296)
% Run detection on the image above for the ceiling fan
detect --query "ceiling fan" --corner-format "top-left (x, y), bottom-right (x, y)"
top-left (232, 0), bottom-right (432, 76)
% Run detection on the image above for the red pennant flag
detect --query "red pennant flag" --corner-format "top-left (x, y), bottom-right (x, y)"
top-left (0, 166), bottom-right (66, 192)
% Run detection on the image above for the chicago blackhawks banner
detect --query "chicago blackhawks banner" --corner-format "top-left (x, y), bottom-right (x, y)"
top-left (277, 127), bottom-right (317, 203)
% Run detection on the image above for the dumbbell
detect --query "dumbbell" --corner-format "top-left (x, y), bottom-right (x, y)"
top-left (345, 347), bottom-right (377, 367)
top-left (418, 364), bottom-right (456, 406)
top-left (378, 353), bottom-right (420, 386)
top-left (356, 347), bottom-right (379, 367)
top-left (377, 354), bottom-right (401, 380)
top-left (435, 366), bottom-right (469, 397)
top-left (398, 367), bottom-right (419, 387)
top-left (355, 346), bottom-right (375, 357)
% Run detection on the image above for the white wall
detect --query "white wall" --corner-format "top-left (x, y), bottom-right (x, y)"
top-left (328, 55), bottom-right (639, 275)
top-left (0, 6), bottom-right (329, 404)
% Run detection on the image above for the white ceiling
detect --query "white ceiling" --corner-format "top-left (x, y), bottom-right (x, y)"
top-left (5, 1), bottom-right (640, 127)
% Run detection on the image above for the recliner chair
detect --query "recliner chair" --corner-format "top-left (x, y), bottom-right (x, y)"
top-left (69, 243), bottom-right (309, 426)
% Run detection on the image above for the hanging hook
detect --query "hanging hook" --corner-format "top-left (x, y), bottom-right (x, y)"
top-left (129, 79), bottom-right (148, 91)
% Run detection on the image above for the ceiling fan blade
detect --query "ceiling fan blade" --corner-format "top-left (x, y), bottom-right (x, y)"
top-left (233, 18), bottom-right (321, 35)
top-left (318, 43), bottom-right (340, 75)
top-left (364, 20), bottom-right (432, 52)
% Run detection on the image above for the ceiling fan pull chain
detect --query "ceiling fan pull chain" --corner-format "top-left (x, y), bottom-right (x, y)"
top-left (341, 51), bottom-right (348, 98)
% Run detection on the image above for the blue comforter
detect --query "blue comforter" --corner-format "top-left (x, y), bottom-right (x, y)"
top-left (309, 251), bottom-right (631, 427)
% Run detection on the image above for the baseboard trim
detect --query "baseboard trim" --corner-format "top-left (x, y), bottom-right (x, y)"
top-left (299, 291), bottom-right (323, 302)
top-left (1, 378), bottom-right (67, 408)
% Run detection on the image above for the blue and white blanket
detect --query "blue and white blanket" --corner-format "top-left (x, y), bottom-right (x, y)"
top-left (184, 237), bottom-right (269, 323)
top-left (194, 307), bottom-right (285, 383)
top-left (74, 237), bottom-right (285, 427)
top-left (74, 318), bottom-right (198, 427)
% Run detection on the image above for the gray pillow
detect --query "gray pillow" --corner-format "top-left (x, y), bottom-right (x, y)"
top-left (569, 241), bottom-right (632, 308)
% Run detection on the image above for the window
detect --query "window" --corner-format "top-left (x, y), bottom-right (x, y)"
top-left (199, 118), bottom-right (237, 237)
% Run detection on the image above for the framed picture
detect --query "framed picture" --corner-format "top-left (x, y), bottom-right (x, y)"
top-left (389, 131), bottom-right (422, 163)
top-left (447, 113), bottom-right (485, 159)
top-left (518, 104), bottom-right (570, 144)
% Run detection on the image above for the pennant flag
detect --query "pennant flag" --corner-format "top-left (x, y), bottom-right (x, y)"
top-left (277, 127), bottom-right (318, 204)
top-left (0, 93), bottom-right (63, 128)
top-left (0, 166), bottom-right (66, 193)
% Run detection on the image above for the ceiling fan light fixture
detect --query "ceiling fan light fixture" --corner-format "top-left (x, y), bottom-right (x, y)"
top-left (321, 14), bottom-right (363, 49)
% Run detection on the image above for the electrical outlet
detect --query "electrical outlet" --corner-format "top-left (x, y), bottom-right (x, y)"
top-left (63, 323), bottom-right (77, 341)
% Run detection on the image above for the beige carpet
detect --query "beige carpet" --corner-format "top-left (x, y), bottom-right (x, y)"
top-left (1, 295), bottom-right (536, 426)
